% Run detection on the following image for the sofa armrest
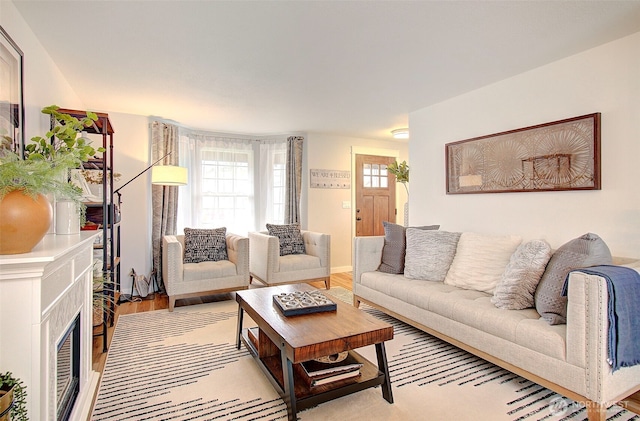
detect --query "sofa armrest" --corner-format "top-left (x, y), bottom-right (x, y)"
top-left (618, 259), bottom-right (640, 272)
top-left (162, 235), bottom-right (184, 294)
top-left (226, 233), bottom-right (249, 277)
top-left (352, 236), bottom-right (385, 289)
top-left (249, 231), bottom-right (280, 280)
top-left (302, 230), bottom-right (331, 271)
top-left (565, 266), bottom-right (640, 402)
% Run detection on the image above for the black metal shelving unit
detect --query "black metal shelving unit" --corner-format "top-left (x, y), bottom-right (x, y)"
top-left (55, 109), bottom-right (119, 353)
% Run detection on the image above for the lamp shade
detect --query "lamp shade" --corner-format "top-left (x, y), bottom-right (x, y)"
top-left (151, 165), bottom-right (188, 186)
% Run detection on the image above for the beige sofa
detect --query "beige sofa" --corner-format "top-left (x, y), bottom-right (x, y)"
top-left (353, 235), bottom-right (640, 421)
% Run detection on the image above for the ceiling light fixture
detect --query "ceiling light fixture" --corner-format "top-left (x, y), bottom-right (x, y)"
top-left (391, 128), bottom-right (409, 139)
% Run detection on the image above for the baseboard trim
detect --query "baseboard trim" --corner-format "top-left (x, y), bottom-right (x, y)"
top-left (331, 266), bottom-right (352, 274)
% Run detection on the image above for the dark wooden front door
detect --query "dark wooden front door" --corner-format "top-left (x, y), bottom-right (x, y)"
top-left (355, 154), bottom-right (396, 236)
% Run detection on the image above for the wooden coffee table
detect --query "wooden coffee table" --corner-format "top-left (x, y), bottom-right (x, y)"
top-left (235, 284), bottom-right (394, 420)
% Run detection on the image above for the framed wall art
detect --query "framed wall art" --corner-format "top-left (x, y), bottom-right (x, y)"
top-left (0, 25), bottom-right (25, 157)
top-left (310, 169), bottom-right (351, 189)
top-left (446, 113), bottom-right (601, 194)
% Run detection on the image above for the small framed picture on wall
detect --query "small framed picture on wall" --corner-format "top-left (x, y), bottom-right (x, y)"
top-left (0, 25), bottom-right (25, 157)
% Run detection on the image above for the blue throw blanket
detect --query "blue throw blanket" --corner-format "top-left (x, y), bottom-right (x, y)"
top-left (563, 265), bottom-right (640, 372)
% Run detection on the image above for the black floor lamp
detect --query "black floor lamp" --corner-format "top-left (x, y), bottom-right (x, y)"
top-left (113, 152), bottom-right (187, 197)
top-left (115, 152), bottom-right (187, 303)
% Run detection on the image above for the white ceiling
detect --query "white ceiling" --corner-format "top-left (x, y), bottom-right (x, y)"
top-left (13, 0), bottom-right (640, 140)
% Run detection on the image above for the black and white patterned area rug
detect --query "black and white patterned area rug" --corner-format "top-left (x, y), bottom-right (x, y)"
top-left (91, 288), bottom-right (638, 421)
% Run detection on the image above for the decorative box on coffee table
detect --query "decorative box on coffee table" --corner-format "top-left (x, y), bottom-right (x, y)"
top-left (272, 290), bottom-right (337, 316)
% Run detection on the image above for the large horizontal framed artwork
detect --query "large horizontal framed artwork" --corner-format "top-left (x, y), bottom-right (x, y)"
top-left (0, 25), bottom-right (25, 157)
top-left (446, 113), bottom-right (601, 194)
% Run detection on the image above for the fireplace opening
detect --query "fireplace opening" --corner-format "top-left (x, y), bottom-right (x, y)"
top-left (56, 313), bottom-right (80, 421)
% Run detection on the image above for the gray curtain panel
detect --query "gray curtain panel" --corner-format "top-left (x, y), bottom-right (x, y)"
top-left (285, 136), bottom-right (303, 224)
top-left (151, 121), bottom-right (180, 292)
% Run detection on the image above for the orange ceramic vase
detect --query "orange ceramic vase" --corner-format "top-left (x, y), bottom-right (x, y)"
top-left (0, 190), bottom-right (52, 254)
top-left (0, 385), bottom-right (15, 421)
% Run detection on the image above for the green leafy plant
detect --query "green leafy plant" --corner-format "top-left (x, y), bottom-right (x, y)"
top-left (387, 160), bottom-right (409, 195)
top-left (0, 371), bottom-right (28, 421)
top-left (24, 105), bottom-right (99, 163)
top-left (0, 105), bottom-right (104, 201)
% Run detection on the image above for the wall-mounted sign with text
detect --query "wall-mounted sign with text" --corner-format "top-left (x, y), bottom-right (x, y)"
top-left (310, 169), bottom-right (351, 189)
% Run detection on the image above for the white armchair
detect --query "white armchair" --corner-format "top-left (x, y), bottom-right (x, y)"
top-left (249, 230), bottom-right (331, 289)
top-left (162, 233), bottom-right (250, 311)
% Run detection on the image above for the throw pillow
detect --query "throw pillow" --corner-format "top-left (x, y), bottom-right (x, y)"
top-left (534, 233), bottom-right (612, 325)
top-left (183, 227), bottom-right (228, 264)
top-left (378, 221), bottom-right (440, 274)
top-left (266, 223), bottom-right (306, 256)
top-left (404, 230), bottom-right (461, 282)
top-left (444, 232), bottom-right (522, 293)
top-left (491, 239), bottom-right (553, 310)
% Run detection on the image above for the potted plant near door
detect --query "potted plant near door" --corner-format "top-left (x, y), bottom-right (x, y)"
top-left (387, 160), bottom-right (410, 225)
top-left (0, 105), bottom-right (103, 254)
top-left (0, 372), bottom-right (27, 421)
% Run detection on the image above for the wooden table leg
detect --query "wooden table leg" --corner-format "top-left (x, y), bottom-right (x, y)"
top-left (376, 342), bottom-right (394, 403)
top-left (236, 305), bottom-right (244, 350)
top-left (281, 349), bottom-right (298, 420)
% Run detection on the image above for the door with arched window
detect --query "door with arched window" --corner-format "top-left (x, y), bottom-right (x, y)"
top-left (355, 154), bottom-right (396, 236)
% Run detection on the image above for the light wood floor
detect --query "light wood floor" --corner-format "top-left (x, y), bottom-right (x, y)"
top-left (91, 272), bottom-right (353, 373)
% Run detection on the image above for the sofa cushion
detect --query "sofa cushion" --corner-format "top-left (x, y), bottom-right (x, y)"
top-left (278, 253), bottom-right (321, 272)
top-left (404, 230), bottom-right (460, 281)
top-left (449, 296), bottom-right (559, 352)
top-left (444, 232), bottom-right (522, 293)
top-left (183, 227), bottom-right (228, 263)
top-left (267, 223), bottom-right (306, 256)
top-left (359, 271), bottom-right (566, 360)
top-left (515, 319), bottom-right (567, 361)
top-left (361, 271), bottom-right (432, 304)
top-left (535, 233), bottom-right (612, 325)
top-left (378, 222), bottom-right (440, 274)
top-left (492, 239), bottom-right (553, 310)
top-left (183, 259), bottom-right (237, 281)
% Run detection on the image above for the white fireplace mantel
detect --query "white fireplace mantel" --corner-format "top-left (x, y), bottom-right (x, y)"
top-left (0, 232), bottom-right (100, 421)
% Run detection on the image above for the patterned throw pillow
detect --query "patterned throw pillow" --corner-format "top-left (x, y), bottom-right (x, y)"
top-left (404, 230), bottom-right (461, 281)
top-left (491, 239), bottom-right (553, 310)
top-left (534, 233), bottom-right (612, 325)
top-left (378, 222), bottom-right (440, 274)
top-left (183, 227), bottom-right (228, 263)
top-left (266, 223), bottom-right (306, 256)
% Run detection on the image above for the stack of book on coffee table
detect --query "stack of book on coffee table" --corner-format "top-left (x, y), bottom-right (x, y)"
top-left (296, 354), bottom-right (364, 388)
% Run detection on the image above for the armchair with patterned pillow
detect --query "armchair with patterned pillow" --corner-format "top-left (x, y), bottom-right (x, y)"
top-left (249, 224), bottom-right (331, 289)
top-left (162, 227), bottom-right (250, 311)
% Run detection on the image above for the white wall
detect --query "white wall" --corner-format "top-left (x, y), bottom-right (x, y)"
top-left (107, 112), bottom-right (153, 294)
top-left (1, 1), bottom-right (83, 142)
top-left (409, 32), bottom-right (640, 257)
top-left (305, 133), bottom-right (409, 271)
